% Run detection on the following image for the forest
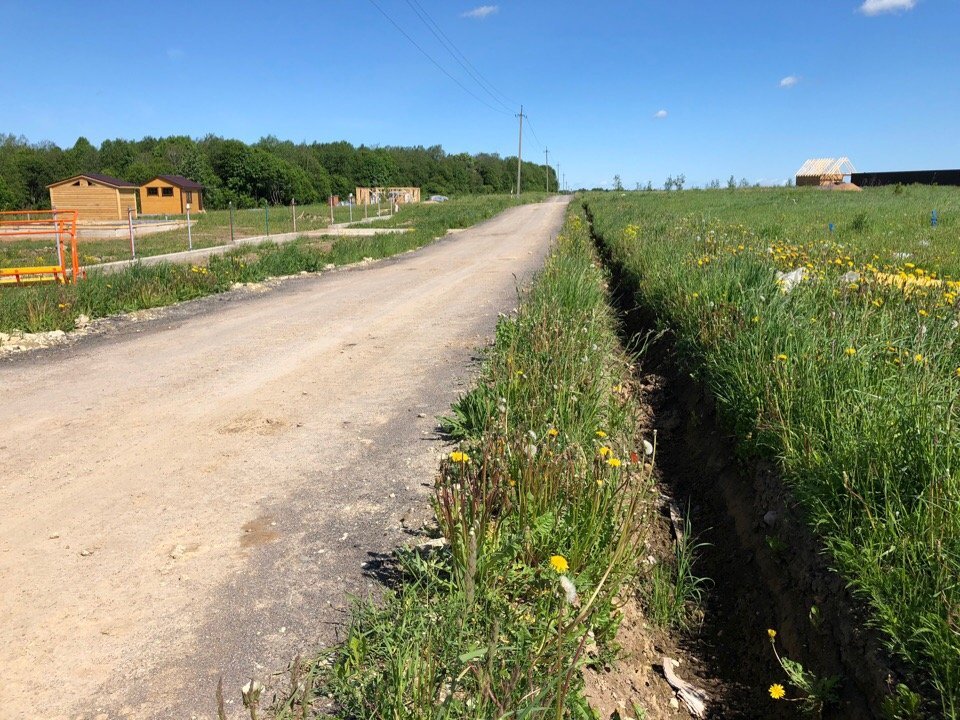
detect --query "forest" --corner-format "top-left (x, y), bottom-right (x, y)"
top-left (0, 133), bottom-right (557, 211)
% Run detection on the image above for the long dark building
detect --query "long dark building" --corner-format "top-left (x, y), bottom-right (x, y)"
top-left (851, 169), bottom-right (960, 187)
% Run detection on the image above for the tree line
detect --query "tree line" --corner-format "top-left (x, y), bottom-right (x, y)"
top-left (0, 134), bottom-right (558, 211)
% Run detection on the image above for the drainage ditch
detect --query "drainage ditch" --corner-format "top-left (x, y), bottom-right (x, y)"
top-left (584, 202), bottom-right (901, 719)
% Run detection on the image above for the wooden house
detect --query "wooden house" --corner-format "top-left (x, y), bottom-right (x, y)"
top-left (47, 173), bottom-right (139, 221)
top-left (355, 186), bottom-right (421, 205)
top-left (140, 175), bottom-right (204, 215)
top-left (795, 158), bottom-right (856, 187)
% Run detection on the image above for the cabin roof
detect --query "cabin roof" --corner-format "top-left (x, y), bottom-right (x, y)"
top-left (795, 157), bottom-right (856, 178)
top-left (148, 175), bottom-right (204, 191)
top-left (47, 173), bottom-right (139, 189)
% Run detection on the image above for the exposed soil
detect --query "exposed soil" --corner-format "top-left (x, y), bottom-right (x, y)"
top-left (0, 197), bottom-right (569, 720)
top-left (582, 205), bottom-right (899, 720)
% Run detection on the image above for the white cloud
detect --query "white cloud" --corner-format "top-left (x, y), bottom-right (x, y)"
top-left (860, 0), bottom-right (917, 15)
top-left (779, 75), bottom-right (800, 88)
top-left (462, 5), bottom-right (498, 19)
top-left (653, 109), bottom-right (668, 119)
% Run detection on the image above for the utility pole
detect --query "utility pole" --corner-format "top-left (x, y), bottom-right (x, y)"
top-left (557, 163), bottom-right (561, 194)
top-left (515, 105), bottom-right (525, 196)
top-left (544, 148), bottom-right (550, 193)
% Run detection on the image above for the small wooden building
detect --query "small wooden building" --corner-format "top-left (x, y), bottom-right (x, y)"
top-left (47, 173), bottom-right (139, 221)
top-left (795, 158), bottom-right (856, 187)
top-left (140, 175), bottom-right (204, 215)
top-left (355, 186), bottom-right (421, 205)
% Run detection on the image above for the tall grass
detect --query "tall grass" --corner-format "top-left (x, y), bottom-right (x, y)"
top-left (0, 194), bottom-right (542, 334)
top-left (271, 206), bottom-right (655, 719)
top-left (585, 186), bottom-right (960, 717)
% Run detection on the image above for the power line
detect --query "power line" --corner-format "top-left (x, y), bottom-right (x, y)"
top-left (524, 114), bottom-right (544, 150)
top-left (404, 0), bottom-right (515, 112)
top-left (366, 0), bottom-right (511, 116)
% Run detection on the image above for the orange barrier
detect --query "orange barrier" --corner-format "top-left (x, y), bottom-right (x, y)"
top-left (0, 209), bottom-right (81, 285)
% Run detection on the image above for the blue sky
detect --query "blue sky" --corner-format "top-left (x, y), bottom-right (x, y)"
top-left (1, 0), bottom-right (956, 188)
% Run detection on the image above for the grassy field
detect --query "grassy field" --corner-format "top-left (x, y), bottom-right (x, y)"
top-left (0, 201), bottom-right (422, 269)
top-left (267, 205), bottom-right (658, 719)
top-left (584, 186), bottom-right (960, 717)
top-left (0, 194), bottom-right (543, 335)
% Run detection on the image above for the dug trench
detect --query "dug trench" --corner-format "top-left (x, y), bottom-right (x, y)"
top-left (582, 203), bottom-right (904, 720)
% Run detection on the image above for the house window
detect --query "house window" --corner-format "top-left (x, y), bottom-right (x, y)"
top-left (146, 187), bottom-right (159, 196)
top-left (186, 191), bottom-right (193, 204)
top-left (161, 187), bottom-right (174, 197)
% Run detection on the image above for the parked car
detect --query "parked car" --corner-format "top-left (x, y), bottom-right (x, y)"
top-left (428, 195), bottom-right (449, 203)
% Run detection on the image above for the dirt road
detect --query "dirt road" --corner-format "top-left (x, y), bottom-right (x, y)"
top-left (0, 197), bottom-right (569, 719)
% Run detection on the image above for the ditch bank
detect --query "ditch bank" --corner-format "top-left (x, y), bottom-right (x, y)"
top-left (583, 201), bottom-right (902, 719)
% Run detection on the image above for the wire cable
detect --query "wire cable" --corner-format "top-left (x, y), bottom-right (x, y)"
top-left (367, 0), bottom-right (511, 116)
top-left (524, 114), bottom-right (544, 150)
top-left (404, 0), bottom-right (516, 112)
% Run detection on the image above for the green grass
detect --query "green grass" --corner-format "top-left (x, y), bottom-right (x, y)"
top-left (584, 185), bottom-right (960, 718)
top-left (0, 194), bottom-right (543, 334)
top-left (268, 205), bottom-right (655, 719)
top-left (0, 197), bottom-right (546, 269)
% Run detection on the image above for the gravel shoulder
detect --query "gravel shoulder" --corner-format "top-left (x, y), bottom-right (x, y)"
top-left (0, 196), bottom-right (569, 719)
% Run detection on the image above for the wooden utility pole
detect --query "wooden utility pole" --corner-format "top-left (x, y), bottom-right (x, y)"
top-left (544, 147), bottom-right (550, 193)
top-left (515, 105), bottom-right (525, 196)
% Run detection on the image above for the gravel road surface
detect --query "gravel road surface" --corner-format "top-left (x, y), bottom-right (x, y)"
top-left (0, 196), bottom-right (569, 719)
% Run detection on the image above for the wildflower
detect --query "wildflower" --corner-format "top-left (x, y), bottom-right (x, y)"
top-left (955, 367), bottom-right (960, 377)
top-left (769, 684), bottom-right (786, 700)
top-left (449, 451), bottom-right (470, 464)
top-left (914, 354), bottom-right (925, 364)
top-left (596, 430), bottom-right (607, 438)
top-left (776, 354), bottom-right (788, 362)
top-left (559, 574), bottom-right (580, 606)
top-left (549, 555), bottom-right (569, 574)
top-left (598, 446), bottom-right (611, 458)
top-left (547, 427), bottom-right (559, 437)
top-left (607, 457), bottom-right (622, 468)
top-left (751, 315), bottom-right (759, 323)
top-left (845, 347), bottom-right (857, 357)
top-left (767, 628), bottom-right (777, 639)
top-left (919, 309), bottom-right (929, 317)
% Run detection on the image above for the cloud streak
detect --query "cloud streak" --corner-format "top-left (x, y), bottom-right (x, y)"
top-left (860, 0), bottom-right (917, 16)
top-left (462, 5), bottom-right (498, 19)
top-left (779, 75), bottom-right (800, 88)
top-left (653, 109), bottom-right (668, 119)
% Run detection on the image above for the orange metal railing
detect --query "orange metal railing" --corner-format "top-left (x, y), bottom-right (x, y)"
top-left (0, 209), bottom-right (81, 285)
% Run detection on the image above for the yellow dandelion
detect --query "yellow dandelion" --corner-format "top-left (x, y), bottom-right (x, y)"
top-left (606, 457), bottom-right (622, 468)
top-left (776, 354), bottom-right (788, 362)
top-left (914, 354), bottom-right (925, 364)
top-left (449, 451), bottom-right (470, 463)
top-left (547, 428), bottom-right (559, 437)
top-left (769, 684), bottom-right (786, 700)
top-left (919, 309), bottom-right (929, 317)
top-left (549, 555), bottom-right (569, 574)
top-left (598, 446), bottom-right (611, 458)
top-left (767, 628), bottom-right (777, 639)
top-left (595, 430), bottom-right (607, 439)
top-left (845, 347), bottom-right (857, 357)
top-left (955, 367), bottom-right (960, 378)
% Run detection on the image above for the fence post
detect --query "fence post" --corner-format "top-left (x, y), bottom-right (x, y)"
top-left (229, 201), bottom-right (235, 243)
top-left (265, 201), bottom-right (270, 237)
top-left (292, 198), bottom-right (296, 233)
top-left (186, 204), bottom-right (193, 250)
top-left (329, 195), bottom-right (334, 224)
top-left (128, 207), bottom-right (136, 259)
